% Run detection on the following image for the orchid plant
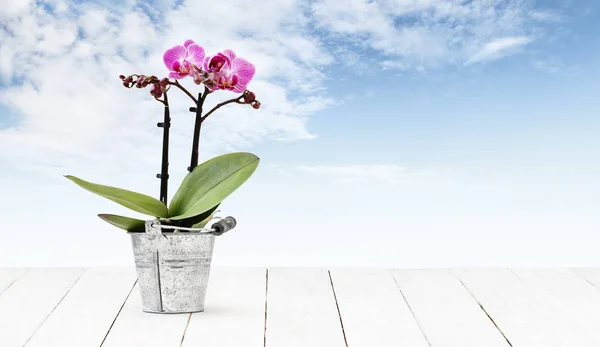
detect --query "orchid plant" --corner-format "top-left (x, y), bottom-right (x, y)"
top-left (65, 40), bottom-right (260, 232)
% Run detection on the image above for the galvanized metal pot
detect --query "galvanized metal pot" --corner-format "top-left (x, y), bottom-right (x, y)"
top-left (128, 220), bottom-right (216, 314)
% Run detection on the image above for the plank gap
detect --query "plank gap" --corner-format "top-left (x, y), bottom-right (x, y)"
top-left (570, 268), bottom-right (600, 292)
top-left (506, 268), bottom-right (525, 282)
top-left (264, 269), bottom-right (268, 347)
top-left (178, 313), bottom-right (193, 347)
top-left (23, 269), bottom-right (87, 347)
top-left (327, 270), bottom-right (349, 347)
top-left (181, 267), bottom-right (267, 347)
top-left (0, 268), bottom-right (29, 298)
top-left (99, 279), bottom-right (138, 347)
top-left (452, 270), bottom-right (513, 347)
top-left (389, 269), bottom-right (432, 347)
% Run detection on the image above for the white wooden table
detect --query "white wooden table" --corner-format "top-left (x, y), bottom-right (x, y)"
top-left (1, 267), bottom-right (600, 347)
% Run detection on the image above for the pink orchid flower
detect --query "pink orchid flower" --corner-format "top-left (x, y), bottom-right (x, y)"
top-left (203, 49), bottom-right (255, 92)
top-left (163, 40), bottom-right (205, 79)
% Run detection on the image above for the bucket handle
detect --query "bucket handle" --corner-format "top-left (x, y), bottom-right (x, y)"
top-left (149, 216), bottom-right (237, 236)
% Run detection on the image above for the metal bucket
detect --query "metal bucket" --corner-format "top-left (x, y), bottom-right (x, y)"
top-left (129, 220), bottom-right (216, 313)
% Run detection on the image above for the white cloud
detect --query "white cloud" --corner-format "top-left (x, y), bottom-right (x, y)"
top-left (296, 164), bottom-right (456, 186)
top-left (381, 60), bottom-right (408, 70)
top-left (0, 0), bottom-right (568, 178)
top-left (466, 36), bottom-right (533, 65)
top-left (78, 9), bottom-right (109, 38)
top-left (529, 9), bottom-right (563, 23)
top-left (531, 58), bottom-right (581, 75)
top-left (532, 59), bottom-right (563, 73)
top-left (312, 0), bottom-right (546, 69)
top-left (0, 0), bottom-right (33, 18)
top-left (0, 0), bottom-right (334, 175)
top-left (0, 2), bottom-right (597, 269)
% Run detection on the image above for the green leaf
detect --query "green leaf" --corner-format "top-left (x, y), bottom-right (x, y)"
top-left (65, 175), bottom-right (168, 218)
top-left (191, 212), bottom-right (217, 229)
top-left (173, 204), bottom-right (220, 228)
top-left (98, 214), bottom-right (146, 232)
top-left (169, 152), bottom-right (259, 220)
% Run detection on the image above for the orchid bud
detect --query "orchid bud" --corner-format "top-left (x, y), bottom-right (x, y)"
top-left (123, 76), bottom-right (134, 87)
top-left (159, 78), bottom-right (169, 88)
top-left (135, 75), bottom-right (146, 88)
top-left (251, 100), bottom-right (261, 109)
top-left (119, 75), bottom-right (126, 80)
top-left (243, 90), bottom-right (256, 103)
top-left (193, 73), bottom-right (203, 85)
top-left (150, 83), bottom-right (163, 98)
top-left (192, 64), bottom-right (204, 75)
top-left (203, 77), bottom-right (216, 89)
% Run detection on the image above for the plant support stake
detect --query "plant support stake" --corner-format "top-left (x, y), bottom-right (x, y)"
top-left (157, 92), bottom-right (170, 205)
top-left (188, 88), bottom-right (209, 172)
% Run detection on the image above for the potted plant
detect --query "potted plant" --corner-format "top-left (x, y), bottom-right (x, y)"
top-left (65, 40), bottom-right (261, 313)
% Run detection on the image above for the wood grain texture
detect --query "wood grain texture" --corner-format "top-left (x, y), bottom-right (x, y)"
top-left (181, 267), bottom-right (267, 347)
top-left (0, 268), bottom-right (27, 295)
top-left (265, 268), bottom-right (346, 347)
top-left (511, 268), bottom-right (600, 344)
top-left (1, 267), bottom-right (600, 346)
top-left (25, 267), bottom-right (137, 347)
top-left (392, 269), bottom-right (510, 347)
top-left (455, 268), bottom-right (600, 347)
top-left (572, 268), bottom-right (600, 290)
top-left (100, 284), bottom-right (190, 347)
top-left (0, 268), bottom-right (85, 347)
top-left (330, 268), bottom-right (429, 347)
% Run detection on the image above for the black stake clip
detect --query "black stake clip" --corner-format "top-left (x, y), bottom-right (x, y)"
top-left (157, 122), bottom-right (170, 128)
top-left (211, 217), bottom-right (237, 236)
top-left (156, 174), bottom-right (169, 179)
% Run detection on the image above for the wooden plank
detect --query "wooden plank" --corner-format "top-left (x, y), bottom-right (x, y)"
top-left (0, 268), bottom-right (85, 347)
top-left (101, 283), bottom-right (190, 347)
top-left (511, 268), bottom-right (600, 343)
top-left (454, 268), bottom-right (600, 347)
top-left (24, 267), bottom-right (137, 347)
top-left (265, 268), bottom-right (346, 347)
top-left (330, 268), bottom-right (428, 347)
top-left (572, 268), bottom-right (600, 290)
top-left (0, 268), bottom-right (27, 295)
top-left (391, 269), bottom-right (510, 347)
top-left (181, 267), bottom-right (266, 347)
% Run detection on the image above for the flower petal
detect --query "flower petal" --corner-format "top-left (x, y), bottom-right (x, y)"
top-left (202, 55), bottom-right (212, 71)
top-left (168, 71), bottom-right (185, 79)
top-left (186, 44), bottom-right (205, 65)
top-left (163, 45), bottom-right (186, 71)
top-left (184, 39), bottom-right (195, 48)
top-left (222, 49), bottom-right (236, 61)
top-left (231, 57), bottom-right (255, 92)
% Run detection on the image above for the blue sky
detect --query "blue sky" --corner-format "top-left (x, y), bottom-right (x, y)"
top-left (1, 0), bottom-right (599, 267)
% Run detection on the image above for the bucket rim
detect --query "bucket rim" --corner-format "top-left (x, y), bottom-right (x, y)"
top-left (126, 219), bottom-right (216, 236)
top-left (126, 231), bottom-right (216, 236)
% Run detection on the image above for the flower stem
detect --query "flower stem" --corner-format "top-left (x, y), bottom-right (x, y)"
top-left (201, 96), bottom-right (243, 122)
top-left (170, 80), bottom-right (198, 104)
top-left (158, 92), bottom-right (171, 205)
